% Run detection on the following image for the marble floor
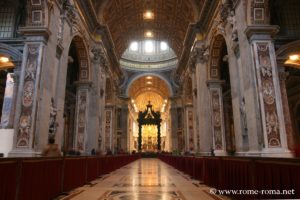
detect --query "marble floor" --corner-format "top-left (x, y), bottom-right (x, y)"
top-left (58, 158), bottom-right (229, 200)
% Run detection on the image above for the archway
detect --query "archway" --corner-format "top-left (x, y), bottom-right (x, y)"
top-left (275, 40), bottom-right (300, 149)
top-left (270, 0), bottom-right (300, 150)
top-left (128, 75), bottom-right (171, 152)
top-left (63, 36), bottom-right (90, 154)
top-left (0, 44), bottom-right (22, 128)
top-left (208, 34), bottom-right (236, 154)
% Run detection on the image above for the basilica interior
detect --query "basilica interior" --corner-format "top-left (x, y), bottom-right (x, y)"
top-left (0, 0), bottom-right (300, 199)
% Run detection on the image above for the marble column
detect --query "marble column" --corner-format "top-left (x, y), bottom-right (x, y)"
top-left (245, 26), bottom-right (291, 156)
top-left (207, 80), bottom-right (226, 155)
top-left (193, 43), bottom-right (213, 156)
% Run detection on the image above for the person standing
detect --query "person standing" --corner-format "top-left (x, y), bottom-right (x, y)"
top-left (42, 137), bottom-right (61, 157)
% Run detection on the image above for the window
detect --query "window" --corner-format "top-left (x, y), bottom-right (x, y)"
top-left (144, 40), bottom-right (154, 53)
top-left (160, 41), bottom-right (168, 51)
top-left (0, 7), bottom-right (15, 38)
top-left (130, 41), bottom-right (138, 51)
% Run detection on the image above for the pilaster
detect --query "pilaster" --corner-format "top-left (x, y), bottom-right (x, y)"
top-left (245, 25), bottom-right (291, 157)
top-left (207, 80), bottom-right (226, 156)
top-left (10, 41), bottom-right (45, 157)
top-left (74, 81), bottom-right (91, 154)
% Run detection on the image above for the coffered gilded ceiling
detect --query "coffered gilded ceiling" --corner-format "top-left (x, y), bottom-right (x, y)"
top-left (95, 0), bottom-right (204, 58)
top-left (128, 76), bottom-right (170, 99)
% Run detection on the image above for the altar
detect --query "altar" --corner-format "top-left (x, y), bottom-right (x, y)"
top-left (141, 125), bottom-right (158, 151)
top-left (137, 102), bottom-right (162, 152)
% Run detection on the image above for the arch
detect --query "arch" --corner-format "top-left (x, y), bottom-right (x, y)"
top-left (0, 43), bottom-right (22, 62)
top-left (276, 40), bottom-right (300, 68)
top-left (207, 33), bottom-right (237, 153)
top-left (67, 35), bottom-right (91, 81)
top-left (208, 34), bottom-right (227, 80)
top-left (276, 40), bottom-right (300, 58)
top-left (126, 73), bottom-right (173, 97)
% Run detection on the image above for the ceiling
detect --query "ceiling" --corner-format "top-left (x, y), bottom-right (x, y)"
top-left (134, 91), bottom-right (164, 111)
top-left (94, 0), bottom-right (203, 58)
top-left (128, 76), bottom-right (170, 99)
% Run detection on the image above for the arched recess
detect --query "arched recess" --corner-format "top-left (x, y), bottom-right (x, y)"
top-left (207, 34), bottom-right (236, 154)
top-left (276, 40), bottom-right (300, 149)
top-left (127, 75), bottom-right (172, 152)
top-left (63, 35), bottom-right (90, 154)
top-left (71, 36), bottom-right (90, 81)
top-left (126, 73), bottom-right (173, 98)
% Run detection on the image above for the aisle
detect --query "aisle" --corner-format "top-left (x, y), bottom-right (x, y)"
top-left (59, 158), bottom-right (228, 200)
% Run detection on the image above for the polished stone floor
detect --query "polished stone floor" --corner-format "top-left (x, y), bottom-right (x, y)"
top-left (59, 158), bottom-right (229, 200)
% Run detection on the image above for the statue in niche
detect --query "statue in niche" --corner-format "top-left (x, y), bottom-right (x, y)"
top-left (49, 98), bottom-right (58, 137)
top-left (240, 97), bottom-right (248, 131)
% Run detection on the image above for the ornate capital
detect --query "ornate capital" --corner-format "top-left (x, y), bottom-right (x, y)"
top-left (220, 0), bottom-right (234, 23)
top-left (91, 47), bottom-right (109, 69)
top-left (191, 44), bottom-right (210, 65)
top-left (62, 0), bottom-right (77, 24)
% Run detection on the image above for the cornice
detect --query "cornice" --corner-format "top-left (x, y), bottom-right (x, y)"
top-left (76, 0), bottom-right (123, 84)
top-left (175, 0), bottom-right (218, 84)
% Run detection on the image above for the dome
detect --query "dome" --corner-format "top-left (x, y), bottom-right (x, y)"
top-left (120, 40), bottom-right (178, 71)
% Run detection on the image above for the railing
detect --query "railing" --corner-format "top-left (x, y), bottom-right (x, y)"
top-left (0, 154), bottom-right (140, 200)
top-left (158, 154), bottom-right (300, 199)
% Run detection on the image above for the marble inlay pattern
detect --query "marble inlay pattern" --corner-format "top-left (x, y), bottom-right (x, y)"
top-left (58, 159), bottom-right (229, 200)
top-left (99, 190), bottom-right (185, 200)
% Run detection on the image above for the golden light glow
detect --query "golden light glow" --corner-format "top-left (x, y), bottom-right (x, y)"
top-left (145, 31), bottom-right (154, 38)
top-left (134, 91), bottom-right (164, 111)
top-left (142, 125), bottom-right (159, 151)
top-left (142, 125), bottom-right (158, 137)
top-left (146, 76), bottom-right (153, 79)
top-left (196, 33), bottom-right (204, 41)
top-left (146, 81), bottom-right (152, 84)
top-left (0, 56), bottom-right (9, 63)
top-left (285, 54), bottom-right (300, 67)
top-left (289, 54), bottom-right (300, 61)
top-left (0, 55), bottom-right (14, 69)
top-left (143, 11), bottom-right (154, 20)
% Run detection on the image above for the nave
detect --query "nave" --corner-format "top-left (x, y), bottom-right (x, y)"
top-left (57, 159), bottom-right (226, 200)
